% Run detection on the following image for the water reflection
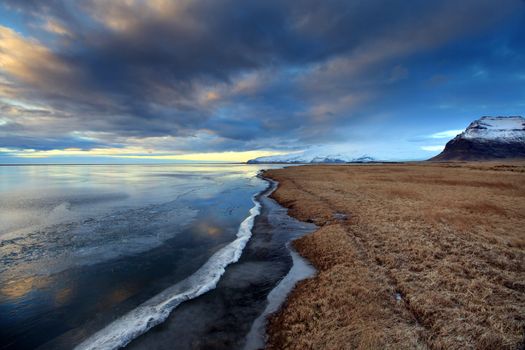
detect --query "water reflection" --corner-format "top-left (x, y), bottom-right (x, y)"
top-left (54, 287), bottom-right (73, 306)
top-left (0, 164), bottom-right (281, 349)
top-left (200, 223), bottom-right (223, 236)
top-left (1, 275), bottom-right (45, 300)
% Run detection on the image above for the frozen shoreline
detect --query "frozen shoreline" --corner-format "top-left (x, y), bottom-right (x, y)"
top-left (243, 176), bottom-right (317, 350)
top-left (244, 242), bottom-right (316, 350)
top-left (74, 173), bottom-right (318, 350)
top-left (75, 194), bottom-right (263, 350)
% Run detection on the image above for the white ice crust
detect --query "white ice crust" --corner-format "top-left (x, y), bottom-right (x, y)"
top-left (75, 195), bottom-right (262, 350)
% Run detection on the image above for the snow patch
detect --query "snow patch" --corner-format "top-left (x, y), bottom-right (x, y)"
top-left (461, 116), bottom-right (525, 142)
top-left (248, 146), bottom-right (376, 163)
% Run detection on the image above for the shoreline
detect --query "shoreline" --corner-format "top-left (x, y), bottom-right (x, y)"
top-left (244, 178), bottom-right (317, 349)
top-left (120, 172), bottom-right (317, 350)
top-left (1, 164), bottom-right (275, 350)
top-left (244, 244), bottom-right (315, 349)
top-left (75, 190), bottom-right (262, 350)
top-left (263, 163), bottom-right (525, 349)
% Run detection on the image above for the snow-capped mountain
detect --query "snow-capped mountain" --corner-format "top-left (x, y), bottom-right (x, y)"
top-left (432, 116), bottom-right (525, 161)
top-left (462, 116), bottom-right (525, 142)
top-left (247, 148), bottom-right (375, 164)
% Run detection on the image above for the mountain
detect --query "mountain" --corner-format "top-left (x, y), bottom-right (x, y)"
top-left (431, 116), bottom-right (525, 161)
top-left (247, 148), bottom-right (375, 164)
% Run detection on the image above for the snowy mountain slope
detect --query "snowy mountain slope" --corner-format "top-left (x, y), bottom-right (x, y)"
top-left (462, 116), bottom-right (525, 142)
top-left (432, 116), bottom-right (525, 161)
top-left (247, 147), bottom-right (375, 164)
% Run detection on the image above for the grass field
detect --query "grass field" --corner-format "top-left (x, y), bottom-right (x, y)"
top-left (264, 162), bottom-right (525, 350)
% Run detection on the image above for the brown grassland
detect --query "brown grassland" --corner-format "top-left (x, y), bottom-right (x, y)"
top-left (263, 162), bottom-right (525, 350)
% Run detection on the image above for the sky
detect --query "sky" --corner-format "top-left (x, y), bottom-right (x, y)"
top-left (0, 0), bottom-right (524, 163)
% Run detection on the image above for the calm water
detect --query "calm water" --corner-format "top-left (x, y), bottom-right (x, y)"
top-left (0, 164), bottom-right (282, 349)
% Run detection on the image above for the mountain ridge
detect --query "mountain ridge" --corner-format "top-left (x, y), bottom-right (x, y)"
top-left (247, 150), bottom-right (375, 164)
top-left (431, 116), bottom-right (525, 161)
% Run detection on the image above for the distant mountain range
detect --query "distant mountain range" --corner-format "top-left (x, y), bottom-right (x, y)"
top-left (431, 116), bottom-right (525, 161)
top-left (247, 149), bottom-right (375, 164)
top-left (247, 116), bottom-right (525, 164)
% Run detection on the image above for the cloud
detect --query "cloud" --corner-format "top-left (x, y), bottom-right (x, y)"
top-left (421, 145), bottom-right (445, 152)
top-left (0, 145), bottom-right (284, 163)
top-left (428, 129), bottom-right (463, 139)
top-left (0, 0), bottom-right (524, 161)
top-left (0, 26), bottom-right (75, 88)
top-left (41, 19), bottom-right (71, 37)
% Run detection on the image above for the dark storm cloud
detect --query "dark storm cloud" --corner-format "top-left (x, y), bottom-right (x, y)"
top-left (0, 0), bottom-right (524, 156)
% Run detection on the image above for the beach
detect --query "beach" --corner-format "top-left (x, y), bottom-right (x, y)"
top-left (263, 162), bottom-right (525, 349)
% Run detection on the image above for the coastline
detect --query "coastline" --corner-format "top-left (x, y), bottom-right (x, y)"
top-left (263, 163), bottom-right (525, 349)
top-left (244, 178), bottom-right (316, 349)
top-left (119, 173), bottom-right (317, 350)
top-left (75, 191), bottom-right (262, 350)
top-left (1, 164), bottom-right (275, 350)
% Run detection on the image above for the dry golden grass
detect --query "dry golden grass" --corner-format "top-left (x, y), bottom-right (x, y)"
top-left (264, 162), bottom-right (525, 350)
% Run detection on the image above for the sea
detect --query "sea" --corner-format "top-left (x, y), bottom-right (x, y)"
top-left (0, 164), bottom-right (315, 350)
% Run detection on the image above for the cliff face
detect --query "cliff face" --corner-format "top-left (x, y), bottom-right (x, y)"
top-left (432, 116), bottom-right (525, 161)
